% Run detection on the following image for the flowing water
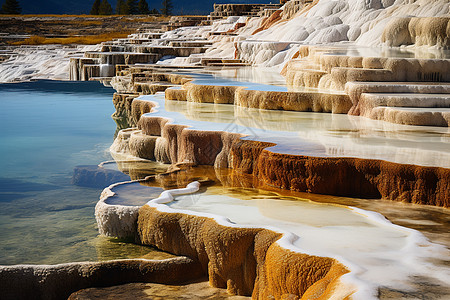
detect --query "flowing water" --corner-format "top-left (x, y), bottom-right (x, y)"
top-left (0, 80), bottom-right (161, 265)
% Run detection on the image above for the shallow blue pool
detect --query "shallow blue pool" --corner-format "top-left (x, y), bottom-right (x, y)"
top-left (0, 80), bottom-right (152, 265)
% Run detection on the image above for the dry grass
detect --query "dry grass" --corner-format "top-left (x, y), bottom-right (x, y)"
top-left (123, 16), bottom-right (171, 22)
top-left (11, 32), bottom-right (134, 45)
top-left (0, 14), bottom-right (117, 18)
top-left (1, 14), bottom-right (171, 20)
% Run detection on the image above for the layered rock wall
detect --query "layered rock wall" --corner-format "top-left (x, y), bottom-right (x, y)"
top-left (0, 257), bottom-right (203, 300)
top-left (382, 17), bottom-right (450, 49)
top-left (117, 97), bottom-right (449, 207)
top-left (235, 88), bottom-right (351, 113)
top-left (236, 146), bottom-right (450, 207)
top-left (137, 205), bottom-right (352, 298)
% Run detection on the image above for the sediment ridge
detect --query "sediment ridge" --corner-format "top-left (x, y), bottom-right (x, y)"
top-left (96, 180), bottom-right (355, 299)
top-left (112, 94), bottom-right (449, 207)
top-left (138, 203), bottom-right (352, 299)
top-left (0, 256), bottom-right (203, 300)
top-left (2, 1), bottom-right (450, 298)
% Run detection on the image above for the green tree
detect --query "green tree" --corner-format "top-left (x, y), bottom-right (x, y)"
top-left (116, 0), bottom-right (127, 14)
top-left (99, 0), bottom-right (113, 15)
top-left (138, 0), bottom-right (149, 14)
top-left (90, 0), bottom-right (101, 15)
top-left (161, 0), bottom-right (172, 16)
top-left (1, 0), bottom-right (21, 14)
top-left (126, 0), bottom-right (138, 14)
top-left (149, 8), bottom-right (159, 15)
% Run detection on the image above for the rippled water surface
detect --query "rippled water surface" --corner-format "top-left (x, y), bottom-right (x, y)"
top-left (0, 80), bottom-right (158, 265)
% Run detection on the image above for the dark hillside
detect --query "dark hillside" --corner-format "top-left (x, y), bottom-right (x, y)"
top-left (15, 0), bottom-right (277, 15)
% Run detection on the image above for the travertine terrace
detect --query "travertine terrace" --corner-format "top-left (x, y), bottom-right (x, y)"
top-left (76, 0), bottom-right (450, 298)
top-left (1, 0), bottom-right (450, 299)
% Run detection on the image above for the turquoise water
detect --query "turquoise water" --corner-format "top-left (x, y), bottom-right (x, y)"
top-left (0, 80), bottom-right (153, 265)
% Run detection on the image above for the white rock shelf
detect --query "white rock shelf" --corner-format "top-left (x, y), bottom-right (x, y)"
top-left (98, 180), bottom-right (450, 299)
top-left (131, 92), bottom-right (450, 168)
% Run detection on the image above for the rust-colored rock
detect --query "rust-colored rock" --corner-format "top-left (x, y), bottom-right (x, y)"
top-left (129, 131), bottom-right (157, 160)
top-left (165, 87), bottom-right (188, 101)
top-left (0, 257), bottom-right (203, 300)
top-left (235, 88), bottom-right (352, 114)
top-left (137, 205), bottom-right (352, 298)
top-left (237, 147), bottom-right (450, 207)
top-left (255, 244), bottom-right (350, 299)
top-left (185, 82), bottom-right (238, 104)
top-left (130, 98), bottom-right (155, 126)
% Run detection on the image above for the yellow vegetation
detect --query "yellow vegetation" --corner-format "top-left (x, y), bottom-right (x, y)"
top-left (11, 32), bottom-right (134, 45)
top-left (1, 14), bottom-right (171, 20)
top-left (123, 16), bottom-right (171, 22)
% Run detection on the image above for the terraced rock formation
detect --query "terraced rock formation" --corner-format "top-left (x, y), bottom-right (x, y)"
top-left (285, 46), bottom-right (450, 126)
top-left (95, 180), bottom-right (355, 299)
top-left (0, 256), bottom-right (203, 300)
top-left (4, 0), bottom-right (449, 299)
top-left (94, 173), bottom-right (450, 299)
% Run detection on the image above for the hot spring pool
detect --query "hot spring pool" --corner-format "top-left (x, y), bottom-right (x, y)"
top-left (0, 80), bottom-right (161, 265)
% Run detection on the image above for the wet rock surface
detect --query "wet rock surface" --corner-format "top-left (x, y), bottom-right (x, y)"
top-left (0, 16), bottom-right (167, 45)
top-left (2, 1), bottom-right (450, 299)
top-left (72, 165), bottom-right (130, 189)
top-left (0, 257), bottom-right (203, 300)
top-left (69, 281), bottom-right (251, 299)
top-left (138, 205), bottom-right (351, 298)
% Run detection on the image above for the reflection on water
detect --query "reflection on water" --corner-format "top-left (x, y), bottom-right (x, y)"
top-left (106, 183), bottom-right (164, 206)
top-left (317, 45), bottom-right (450, 59)
top-left (129, 166), bottom-right (450, 299)
top-left (94, 236), bottom-right (175, 261)
top-left (141, 93), bottom-right (450, 167)
top-left (0, 80), bottom-right (164, 265)
top-left (171, 71), bottom-right (288, 90)
top-left (132, 166), bottom-right (450, 248)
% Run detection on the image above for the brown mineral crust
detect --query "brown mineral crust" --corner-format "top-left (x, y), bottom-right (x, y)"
top-left (112, 93), bottom-right (139, 120)
top-left (165, 87), bottom-right (188, 101)
top-left (152, 73), bottom-right (192, 85)
top-left (345, 82), bottom-right (450, 116)
top-left (130, 98), bottom-right (155, 125)
top-left (0, 257), bottom-right (203, 300)
top-left (185, 82), bottom-right (238, 104)
top-left (326, 57), bottom-right (450, 91)
top-left (382, 17), bottom-right (450, 48)
top-left (179, 129), bottom-right (224, 165)
top-left (249, 149), bottom-right (449, 207)
top-left (215, 132), bottom-right (245, 169)
top-left (409, 17), bottom-right (450, 48)
top-left (135, 82), bottom-right (175, 95)
top-left (256, 244), bottom-right (350, 299)
top-left (137, 115), bottom-right (243, 167)
top-left (370, 107), bottom-right (450, 127)
top-left (235, 88), bottom-right (352, 113)
top-left (138, 116), bottom-right (169, 136)
top-left (129, 132), bottom-right (157, 160)
top-left (126, 113), bottom-right (448, 207)
top-left (252, 10), bottom-right (283, 35)
top-left (164, 123), bottom-right (190, 163)
top-left (137, 205), bottom-right (351, 298)
top-left (227, 21), bottom-right (247, 33)
top-left (230, 139), bottom-right (276, 174)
